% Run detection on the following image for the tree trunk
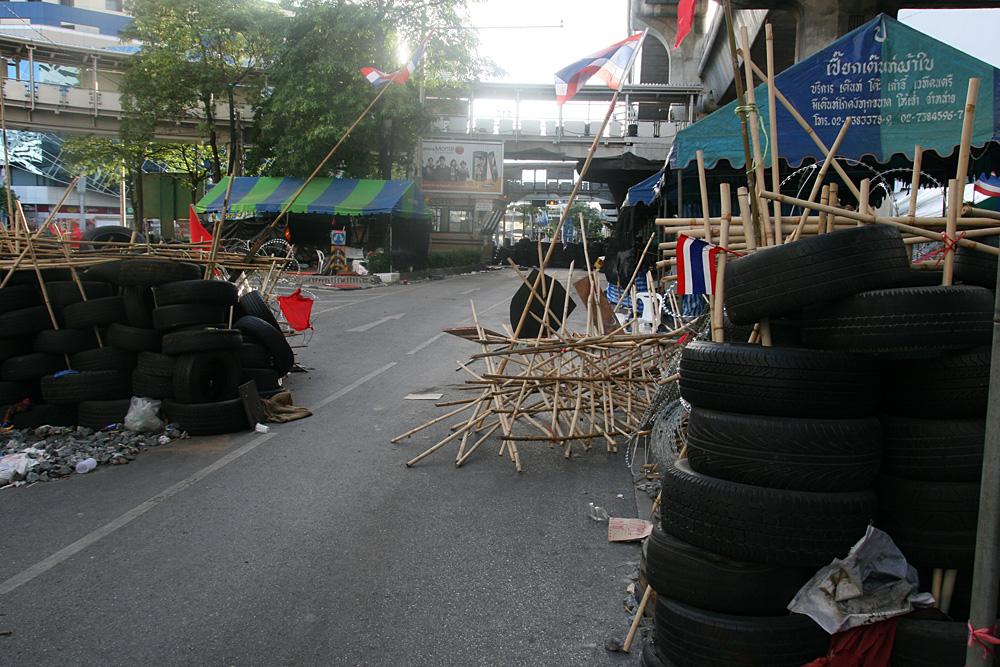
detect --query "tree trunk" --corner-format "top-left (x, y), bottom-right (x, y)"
top-left (203, 94), bottom-right (222, 182)
top-left (130, 164), bottom-right (144, 233)
top-left (227, 87), bottom-right (243, 177)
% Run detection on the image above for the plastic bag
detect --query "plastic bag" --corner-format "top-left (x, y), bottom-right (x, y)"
top-left (124, 396), bottom-right (164, 433)
top-left (0, 453), bottom-right (37, 484)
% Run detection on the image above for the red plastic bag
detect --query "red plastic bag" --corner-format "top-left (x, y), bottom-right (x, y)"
top-left (277, 288), bottom-right (314, 331)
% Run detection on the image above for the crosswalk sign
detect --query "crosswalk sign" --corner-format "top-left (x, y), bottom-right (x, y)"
top-left (331, 230), bottom-right (346, 246)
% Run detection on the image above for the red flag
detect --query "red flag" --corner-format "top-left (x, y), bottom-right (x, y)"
top-left (189, 204), bottom-right (212, 245)
top-left (674, 0), bottom-right (696, 49)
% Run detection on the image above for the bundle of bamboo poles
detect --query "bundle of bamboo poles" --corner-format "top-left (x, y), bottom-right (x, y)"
top-left (395, 218), bottom-right (698, 472)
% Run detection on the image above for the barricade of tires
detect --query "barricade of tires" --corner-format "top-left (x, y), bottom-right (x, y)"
top-left (0, 259), bottom-right (294, 436)
top-left (641, 225), bottom-right (994, 666)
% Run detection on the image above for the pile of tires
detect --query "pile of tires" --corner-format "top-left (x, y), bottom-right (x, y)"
top-left (640, 225), bottom-right (994, 666)
top-left (0, 259), bottom-right (295, 436)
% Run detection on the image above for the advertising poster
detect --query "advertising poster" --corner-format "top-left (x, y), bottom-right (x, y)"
top-left (420, 140), bottom-right (503, 195)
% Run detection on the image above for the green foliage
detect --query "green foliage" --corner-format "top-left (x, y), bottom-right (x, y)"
top-left (426, 249), bottom-right (481, 268)
top-left (249, 0), bottom-right (501, 179)
top-left (565, 202), bottom-right (604, 237)
top-left (366, 252), bottom-right (389, 273)
top-left (120, 0), bottom-right (285, 179)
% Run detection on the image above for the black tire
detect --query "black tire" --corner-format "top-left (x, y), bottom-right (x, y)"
top-left (71, 346), bottom-right (138, 372)
top-left (238, 342), bottom-right (271, 368)
top-left (123, 285), bottom-right (156, 328)
top-left (723, 224), bottom-right (910, 325)
top-left (161, 328), bottom-right (242, 355)
top-left (652, 597), bottom-right (829, 667)
top-left (881, 416), bottom-right (984, 482)
top-left (172, 352), bottom-right (239, 404)
top-left (64, 296), bottom-right (127, 329)
top-left (80, 225), bottom-right (144, 251)
top-left (131, 368), bottom-right (174, 399)
top-left (234, 316), bottom-right (294, 375)
top-left (953, 234), bottom-right (998, 289)
top-left (687, 408), bottom-right (881, 492)
top-left (0, 284), bottom-right (40, 311)
top-left (8, 403), bottom-right (77, 428)
top-left (240, 367), bottom-right (280, 391)
top-left (116, 258), bottom-right (201, 286)
top-left (0, 337), bottom-right (32, 363)
top-left (239, 291), bottom-right (281, 331)
top-left (2, 268), bottom-right (72, 287)
top-left (642, 525), bottom-right (813, 616)
top-left (640, 640), bottom-right (673, 667)
top-left (41, 369), bottom-right (131, 404)
top-left (152, 304), bottom-right (229, 331)
top-left (800, 285), bottom-right (994, 353)
top-left (0, 305), bottom-right (57, 337)
top-left (679, 341), bottom-right (880, 418)
top-left (0, 381), bottom-right (31, 405)
top-left (154, 279), bottom-right (239, 306)
top-left (2, 352), bottom-right (68, 381)
top-left (162, 398), bottom-right (250, 435)
top-left (45, 281), bottom-right (113, 306)
top-left (81, 260), bottom-right (124, 284)
top-left (78, 399), bottom-right (133, 429)
top-left (137, 351), bottom-right (176, 377)
top-left (891, 616), bottom-right (976, 667)
top-left (106, 323), bottom-right (163, 353)
top-left (33, 328), bottom-right (101, 355)
top-left (881, 346), bottom-right (990, 418)
top-left (877, 475), bottom-right (979, 569)
top-left (661, 459), bottom-right (876, 567)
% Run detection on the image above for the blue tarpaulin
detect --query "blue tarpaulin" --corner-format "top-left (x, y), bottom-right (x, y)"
top-left (625, 172), bottom-right (663, 206)
top-left (671, 14), bottom-right (1000, 171)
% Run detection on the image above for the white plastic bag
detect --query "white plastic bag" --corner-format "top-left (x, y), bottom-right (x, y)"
top-left (0, 453), bottom-right (37, 484)
top-left (124, 396), bottom-right (164, 433)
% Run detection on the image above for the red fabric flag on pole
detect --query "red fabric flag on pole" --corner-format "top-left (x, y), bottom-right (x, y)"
top-left (277, 288), bottom-right (314, 331)
top-left (674, 0), bottom-right (696, 49)
top-left (189, 204), bottom-right (212, 245)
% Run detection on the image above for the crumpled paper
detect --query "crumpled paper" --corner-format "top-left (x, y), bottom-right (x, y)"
top-left (0, 452), bottom-right (39, 484)
top-left (789, 525), bottom-right (935, 634)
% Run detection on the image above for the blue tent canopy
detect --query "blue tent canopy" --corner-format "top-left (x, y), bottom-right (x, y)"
top-left (671, 14), bottom-right (1000, 171)
top-left (195, 177), bottom-right (431, 219)
top-left (625, 171), bottom-right (663, 206)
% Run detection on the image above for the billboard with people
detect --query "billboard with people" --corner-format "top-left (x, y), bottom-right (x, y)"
top-left (420, 140), bottom-right (503, 195)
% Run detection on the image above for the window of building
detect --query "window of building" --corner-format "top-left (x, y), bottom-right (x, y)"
top-left (59, 0), bottom-right (73, 6)
top-left (105, 0), bottom-right (123, 11)
top-left (447, 209), bottom-right (473, 234)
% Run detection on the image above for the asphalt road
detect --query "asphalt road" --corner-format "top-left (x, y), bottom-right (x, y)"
top-left (0, 268), bottom-right (646, 666)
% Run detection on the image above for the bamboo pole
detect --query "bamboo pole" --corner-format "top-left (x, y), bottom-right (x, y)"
top-left (758, 190), bottom-right (1000, 256)
top-left (908, 146), bottom-right (924, 220)
top-left (623, 584), bottom-right (654, 653)
top-left (711, 183), bottom-right (731, 343)
top-left (789, 118), bottom-right (853, 242)
top-left (955, 78), bottom-right (980, 185)
top-left (765, 23), bottom-right (782, 244)
top-left (722, 0), bottom-right (761, 233)
top-left (943, 178), bottom-right (960, 285)
top-left (740, 25), bottom-right (773, 247)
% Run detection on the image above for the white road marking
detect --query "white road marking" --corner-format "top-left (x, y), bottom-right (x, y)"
top-left (0, 432), bottom-right (277, 595)
top-left (346, 312), bottom-right (405, 332)
top-left (406, 332), bottom-right (445, 355)
top-left (458, 288), bottom-right (480, 295)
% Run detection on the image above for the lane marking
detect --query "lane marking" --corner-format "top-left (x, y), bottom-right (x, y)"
top-left (405, 298), bottom-right (508, 355)
top-left (406, 332), bottom-right (445, 355)
top-left (308, 362), bottom-right (397, 412)
top-left (346, 312), bottom-right (405, 332)
top-left (0, 432), bottom-right (277, 595)
top-left (458, 288), bottom-right (480, 295)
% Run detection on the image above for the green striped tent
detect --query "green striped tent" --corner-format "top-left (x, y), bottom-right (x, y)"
top-left (195, 177), bottom-right (430, 218)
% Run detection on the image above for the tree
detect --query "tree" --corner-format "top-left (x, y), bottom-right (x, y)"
top-left (60, 137), bottom-right (215, 227)
top-left (510, 203), bottom-right (539, 235)
top-left (249, 0), bottom-right (501, 179)
top-left (120, 0), bottom-right (285, 181)
top-left (566, 202), bottom-right (605, 238)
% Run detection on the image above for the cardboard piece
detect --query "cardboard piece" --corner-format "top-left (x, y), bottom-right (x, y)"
top-left (238, 380), bottom-right (266, 429)
top-left (608, 517), bottom-right (654, 542)
top-left (405, 393), bottom-right (444, 400)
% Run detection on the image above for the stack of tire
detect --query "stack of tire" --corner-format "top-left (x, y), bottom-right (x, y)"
top-left (640, 225), bottom-right (996, 666)
top-left (0, 258), bottom-right (295, 437)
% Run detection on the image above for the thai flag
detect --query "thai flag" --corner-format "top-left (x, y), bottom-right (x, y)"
top-left (361, 38), bottom-right (429, 86)
top-left (554, 33), bottom-right (642, 106)
top-left (676, 234), bottom-right (721, 295)
top-left (974, 173), bottom-right (1000, 198)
